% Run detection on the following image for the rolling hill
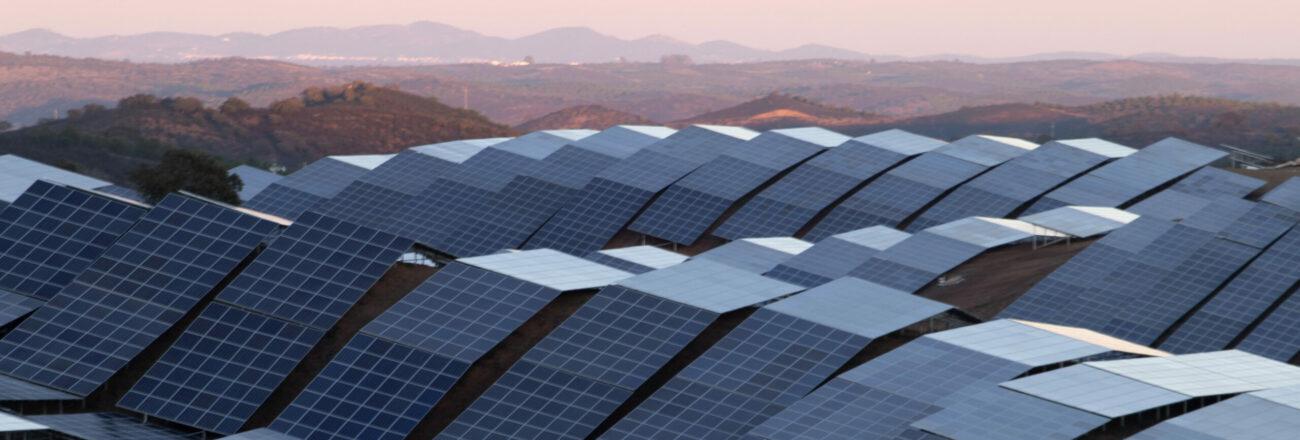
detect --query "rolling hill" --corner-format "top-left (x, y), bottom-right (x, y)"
top-left (673, 92), bottom-right (888, 129)
top-left (514, 105), bottom-right (655, 131)
top-left (0, 82), bottom-right (513, 182)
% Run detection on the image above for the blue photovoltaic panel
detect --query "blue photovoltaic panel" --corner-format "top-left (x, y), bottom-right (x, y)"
top-left (437, 286), bottom-right (719, 440)
top-left (0, 180), bottom-right (147, 299)
top-left (0, 291), bottom-right (41, 328)
top-left (618, 260), bottom-right (803, 314)
top-left (1128, 387), bottom-right (1300, 440)
top-left (804, 136), bottom-right (1035, 241)
top-left (362, 262), bottom-right (563, 361)
top-left (221, 428), bottom-right (302, 440)
top-left (0, 155), bottom-right (112, 202)
top-left (240, 184), bottom-right (327, 221)
top-left (714, 130), bottom-right (944, 240)
top-left (1024, 138), bottom-right (1226, 214)
top-left (0, 370), bottom-right (79, 401)
top-left (765, 226), bottom-right (910, 287)
top-left (1261, 178), bottom-right (1300, 212)
top-left (526, 126), bottom-right (756, 254)
top-left (312, 150), bottom-right (462, 231)
top-left (0, 194), bottom-right (278, 396)
top-left (438, 128), bottom-right (669, 256)
top-left (584, 246), bottom-right (688, 274)
top-left (229, 165), bottom-right (282, 202)
top-left (244, 156), bottom-right (378, 220)
top-left (271, 333), bottom-right (470, 440)
top-left (1161, 228), bottom-right (1300, 353)
top-left (119, 303), bottom-right (324, 434)
top-left (93, 185), bottom-right (145, 202)
top-left (693, 237), bottom-right (812, 274)
top-left (1236, 289), bottom-right (1300, 361)
top-left (848, 232), bottom-right (985, 292)
top-left (908, 139), bottom-right (1129, 231)
top-left (630, 128), bottom-right (846, 245)
top-left (217, 211), bottom-right (410, 329)
top-left (28, 412), bottom-right (195, 440)
top-left (1129, 189), bottom-right (1215, 222)
top-left (1166, 166), bottom-right (1265, 199)
top-left (910, 386), bottom-right (1108, 440)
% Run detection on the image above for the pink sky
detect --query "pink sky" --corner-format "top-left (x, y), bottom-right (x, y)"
top-left (6, 0), bottom-right (1299, 58)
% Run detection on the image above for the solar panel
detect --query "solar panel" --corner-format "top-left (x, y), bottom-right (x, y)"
top-left (0, 194), bottom-right (279, 396)
top-left (714, 130), bottom-right (944, 239)
top-left (1024, 138), bottom-right (1227, 214)
top-left (1128, 189), bottom-right (1214, 222)
top-left (909, 139), bottom-right (1132, 231)
top-left (229, 165), bottom-right (282, 202)
top-left (0, 411), bottom-right (44, 433)
top-left (630, 128), bottom-right (846, 245)
top-left (693, 237), bottom-right (812, 273)
top-left (0, 155), bottom-right (112, 202)
top-left (804, 135), bottom-right (1037, 241)
top-left (1161, 228), bottom-right (1300, 354)
top-left (436, 127), bottom-right (671, 256)
top-left (1129, 386), bottom-right (1300, 440)
top-left (1001, 363), bottom-right (1188, 417)
top-left (409, 137), bottom-right (512, 162)
top-left (584, 246), bottom-right (688, 274)
top-left (217, 211), bottom-right (410, 328)
top-left (244, 156), bottom-right (380, 220)
top-left (311, 149), bottom-right (474, 231)
top-left (119, 303), bottom-right (325, 434)
top-left (848, 232), bottom-right (986, 292)
top-left (525, 126), bottom-right (756, 254)
top-left (437, 285), bottom-right (719, 439)
top-left (0, 180), bottom-right (147, 299)
top-left (1166, 166), bottom-right (1265, 199)
top-left (1260, 178), bottom-right (1300, 212)
top-left (909, 386), bottom-right (1109, 440)
top-left (0, 292), bottom-right (41, 329)
top-left (27, 412), bottom-right (196, 440)
top-left (238, 185), bottom-right (327, 222)
top-left (0, 373), bottom-right (79, 401)
top-left (618, 260), bottom-right (804, 313)
top-left (1019, 206), bottom-right (1138, 238)
top-left (220, 428), bottom-right (302, 440)
top-left (765, 226), bottom-right (910, 287)
top-left (459, 249), bottom-right (633, 292)
top-left (604, 278), bottom-right (951, 440)
top-left (1236, 287), bottom-right (1300, 361)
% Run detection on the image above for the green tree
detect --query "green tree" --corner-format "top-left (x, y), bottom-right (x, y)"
top-left (130, 149), bottom-right (243, 204)
top-left (219, 97), bottom-right (252, 114)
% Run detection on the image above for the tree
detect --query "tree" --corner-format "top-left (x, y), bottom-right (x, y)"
top-left (162, 97), bottom-right (205, 114)
top-left (660, 54), bottom-right (694, 66)
top-left (269, 97), bottom-right (305, 114)
top-left (219, 97), bottom-right (252, 114)
top-left (130, 149), bottom-right (243, 205)
top-left (118, 94), bottom-right (160, 110)
top-left (0, 120), bottom-right (12, 132)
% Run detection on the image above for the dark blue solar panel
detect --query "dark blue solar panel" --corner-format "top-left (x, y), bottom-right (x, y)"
top-left (804, 155), bottom-right (987, 241)
top-left (908, 142), bottom-right (1118, 231)
top-left (242, 184), bottom-right (328, 221)
top-left (0, 180), bottom-right (146, 299)
top-left (221, 428), bottom-right (301, 440)
top-left (1167, 166), bottom-right (1265, 199)
top-left (119, 303), bottom-right (324, 434)
top-left (602, 308), bottom-right (868, 440)
top-left (0, 291), bottom-right (41, 328)
top-left (1161, 228), bottom-right (1300, 353)
top-left (271, 333), bottom-right (470, 440)
top-left (526, 127), bottom-right (752, 254)
top-left (94, 184), bottom-right (145, 202)
top-left (715, 139), bottom-right (916, 240)
top-left (0, 373), bottom-right (79, 400)
top-left (910, 386), bottom-right (1108, 440)
top-left (630, 131), bottom-right (835, 245)
top-left (438, 286), bottom-right (718, 439)
top-left (765, 227), bottom-right (908, 287)
top-left (218, 211), bottom-right (409, 329)
top-left (310, 182), bottom-right (413, 233)
top-left (28, 412), bottom-right (197, 440)
top-left (1236, 288), bottom-right (1300, 361)
top-left (1024, 138), bottom-right (1225, 214)
top-left (848, 233), bottom-right (985, 292)
top-left (229, 165), bottom-right (282, 202)
top-left (0, 194), bottom-right (277, 396)
top-left (362, 262), bottom-right (560, 361)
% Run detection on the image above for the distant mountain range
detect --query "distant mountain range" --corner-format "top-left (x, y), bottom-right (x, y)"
top-left (5, 22), bottom-right (1300, 66)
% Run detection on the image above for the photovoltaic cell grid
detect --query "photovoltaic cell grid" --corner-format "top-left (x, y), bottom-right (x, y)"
top-left (119, 212), bottom-right (409, 433)
top-left (765, 226), bottom-right (910, 287)
top-left (229, 165), bottom-right (282, 202)
top-left (119, 303), bottom-right (324, 434)
top-left (909, 386), bottom-right (1108, 440)
top-left (0, 180), bottom-right (147, 300)
top-left (714, 130), bottom-right (944, 240)
top-left (630, 128), bottom-right (845, 245)
top-left (693, 237), bottom-right (812, 274)
top-left (28, 412), bottom-right (196, 440)
top-left (584, 246), bottom-right (688, 274)
top-left (526, 126), bottom-right (756, 254)
top-left (1165, 166), bottom-right (1266, 200)
top-left (437, 285), bottom-right (720, 440)
top-left (1237, 284), bottom-right (1300, 361)
top-left (438, 128), bottom-right (669, 256)
top-left (221, 428), bottom-right (302, 440)
top-left (240, 185), bottom-right (327, 222)
top-left (1161, 227), bottom-right (1300, 354)
top-left (243, 156), bottom-right (378, 220)
top-left (0, 194), bottom-right (278, 396)
top-left (847, 231), bottom-right (986, 292)
top-left (0, 292), bottom-right (42, 328)
top-left (1023, 137), bottom-right (1227, 214)
top-left (312, 151), bottom-right (462, 231)
top-left (273, 251), bottom-right (630, 440)
top-left (603, 278), bottom-right (951, 440)
top-left (804, 135), bottom-right (1037, 241)
top-left (0, 154), bottom-right (112, 202)
top-left (907, 139), bottom-right (1130, 231)
top-left (1129, 386), bottom-right (1300, 440)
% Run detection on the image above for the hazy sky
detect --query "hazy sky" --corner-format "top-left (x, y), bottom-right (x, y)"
top-left (5, 0), bottom-right (1299, 58)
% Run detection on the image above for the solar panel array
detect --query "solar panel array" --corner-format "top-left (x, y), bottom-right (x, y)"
top-left (765, 226), bottom-right (910, 287)
top-left (268, 250), bottom-right (631, 440)
top-left (28, 412), bottom-right (196, 440)
top-left (311, 147), bottom-right (487, 232)
top-left (244, 155), bottom-right (386, 220)
top-left (584, 246), bottom-right (688, 274)
top-left (693, 236), bottom-right (812, 273)
top-left (527, 126), bottom-right (758, 254)
top-left (847, 218), bottom-right (1051, 293)
top-left (714, 129), bottom-right (945, 240)
top-left (631, 128), bottom-right (848, 245)
top-left (0, 180), bottom-right (147, 300)
top-left (0, 194), bottom-right (279, 396)
top-left (439, 127), bottom-right (672, 257)
top-left (602, 278), bottom-right (951, 440)
top-left (119, 211), bottom-right (410, 434)
top-left (1024, 137), bottom-right (1227, 214)
top-left (908, 139), bottom-right (1133, 231)
top-left (1129, 385), bottom-right (1300, 440)
top-left (805, 135), bottom-right (1038, 241)
top-left (744, 319), bottom-right (1151, 440)
top-left (0, 155), bottom-right (113, 203)
top-left (437, 261), bottom-right (801, 440)
top-left (228, 165), bottom-right (283, 202)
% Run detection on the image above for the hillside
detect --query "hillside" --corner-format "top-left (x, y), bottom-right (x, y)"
top-left (673, 92), bottom-right (888, 129)
top-left (514, 105), bottom-right (655, 131)
top-left (0, 82), bottom-right (513, 182)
